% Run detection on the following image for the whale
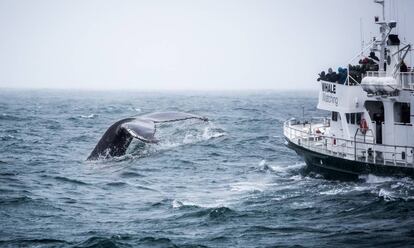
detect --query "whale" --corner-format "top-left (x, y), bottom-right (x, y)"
top-left (87, 112), bottom-right (208, 160)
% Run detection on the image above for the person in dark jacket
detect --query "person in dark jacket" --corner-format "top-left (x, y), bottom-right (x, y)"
top-left (338, 67), bottom-right (347, 84)
top-left (317, 71), bottom-right (326, 81)
top-left (400, 60), bottom-right (408, 72)
top-left (327, 68), bottom-right (339, 82)
top-left (369, 51), bottom-right (379, 62)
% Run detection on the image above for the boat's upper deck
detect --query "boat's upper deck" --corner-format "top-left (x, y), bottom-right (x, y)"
top-left (363, 71), bottom-right (414, 91)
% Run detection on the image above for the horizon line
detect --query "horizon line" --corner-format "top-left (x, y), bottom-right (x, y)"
top-left (0, 86), bottom-right (318, 92)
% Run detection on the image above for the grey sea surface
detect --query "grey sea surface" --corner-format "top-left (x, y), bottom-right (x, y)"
top-left (1, 89), bottom-right (414, 248)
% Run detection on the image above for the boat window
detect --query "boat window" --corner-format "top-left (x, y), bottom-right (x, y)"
top-left (332, 111), bottom-right (339, 122)
top-left (394, 102), bottom-right (410, 124)
top-left (351, 113), bottom-right (356, 124)
top-left (346, 113), bottom-right (363, 125)
top-left (365, 101), bottom-right (384, 123)
top-left (356, 113), bottom-right (362, 125)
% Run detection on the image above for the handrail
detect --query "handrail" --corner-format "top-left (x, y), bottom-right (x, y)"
top-left (285, 120), bottom-right (412, 149)
top-left (354, 128), bottom-right (375, 161)
top-left (365, 71), bottom-right (414, 77)
top-left (284, 119), bottom-right (414, 167)
top-left (365, 71), bottom-right (387, 77)
top-left (347, 74), bottom-right (359, 85)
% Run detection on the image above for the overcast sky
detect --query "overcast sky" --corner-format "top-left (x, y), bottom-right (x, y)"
top-left (0, 0), bottom-right (413, 90)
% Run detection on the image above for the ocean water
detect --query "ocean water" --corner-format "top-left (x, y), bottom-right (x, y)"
top-left (1, 89), bottom-right (414, 248)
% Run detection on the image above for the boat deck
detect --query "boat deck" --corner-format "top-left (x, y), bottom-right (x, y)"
top-left (284, 118), bottom-right (414, 168)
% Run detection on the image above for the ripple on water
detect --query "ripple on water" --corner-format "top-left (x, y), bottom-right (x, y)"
top-left (74, 237), bottom-right (120, 248)
top-left (119, 171), bottom-right (145, 178)
top-left (176, 205), bottom-right (239, 222)
top-left (0, 113), bottom-right (27, 121)
top-left (0, 239), bottom-right (68, 248)
top-left (0, 195), bottom-right (34, 206)
top-left (52, 176), bottom-right (90, 186)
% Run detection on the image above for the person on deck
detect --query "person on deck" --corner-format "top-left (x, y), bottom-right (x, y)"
top-left (326, 68), bottom-right (339, 83)
top-left (400, 60), bottom-right (408, 72)
top-left (317, 71), bottom-right (326, 81)
top-left (338, 67), bottom-right (347, 84)
top-left (369, 51), bottom-right (379, 62)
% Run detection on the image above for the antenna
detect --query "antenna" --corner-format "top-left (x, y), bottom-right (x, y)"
top-left (360, 18), bottom-right (364, 55)
top-left (395, 0), bottom-right (399, 33)
top-left (374, 0), bottom-right (385, 20)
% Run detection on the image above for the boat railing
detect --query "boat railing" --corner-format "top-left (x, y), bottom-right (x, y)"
top-left (365, 71), bottom-right (414, 90)
top-left (284, 119), bottom-right (414, 167)
top-left (365, 71), bottom-right (387, 77)
top-left (399, 72), bottom-right (414, 90)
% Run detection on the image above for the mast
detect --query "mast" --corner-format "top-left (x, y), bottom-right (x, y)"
top-left (374, 0), bottom-right (385, 21)
top-left (373, 0), bottom-right (397, 74)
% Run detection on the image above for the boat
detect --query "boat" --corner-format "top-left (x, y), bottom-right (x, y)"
top-left (283, 0), bottom-right (414, 179)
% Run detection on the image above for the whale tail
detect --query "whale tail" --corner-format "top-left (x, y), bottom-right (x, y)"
top-left (87, 112), bottom-right (208, 160)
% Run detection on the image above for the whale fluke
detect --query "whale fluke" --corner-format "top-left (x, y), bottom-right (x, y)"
top-left (87, 112), bottom-right (208, 160)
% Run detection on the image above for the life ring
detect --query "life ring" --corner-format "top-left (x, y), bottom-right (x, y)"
top-left (360, 118), bottom-right (368, 134)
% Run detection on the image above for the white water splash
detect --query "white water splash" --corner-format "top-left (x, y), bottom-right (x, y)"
top-left (263, 162), bottom-right (306, 175)
top-left (172, 199), bottom-right (184, 208)
top-left (360, 174), bottom-right (395, 184)
top-left (320, 188), bottom-right (348, 195)
top-left (230, 181), bottom-right (268, 193)
top-left (378, 188), bottom-right (396, 201)
top-left (161, 124), bottom-right (226, 148)
top-left (202, 126), bottom-right (226, 140)
top-left (80, 114), bottom-right (97, 119)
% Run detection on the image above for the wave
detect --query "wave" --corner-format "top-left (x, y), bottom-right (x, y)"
top-left (207, 206), bottom-right (238, 220)
top-left (0, 195), bottom-right (33, 205)
top-left (120, 171), bottom-right (145, 178)
top-left (74, 236), bottom-right (119, 248)
top-left (0, 238), bottom-right (67, 247)
top-left (138, 236), bottom-right (178, 247)
top-left (177, 206), bottom-right (238, 221)
top-left (243, 225), bottom-right (329, 234)
top-left (230, 181), bottom-right (267, 193)
top-left (165, 125), bottom-right (226, 147)
top-left (232, 107), bottom-right (262, 113)
top-left (202, 126), bottom-right (226, 140)
top-left (75, 233), bottom-right (203, 248)
top-left (378, 188), bottom-right (396, 202)
top-left (135, 185), bottom-right (158, 192)
top-left (171, 199), bottom-right (201, 209)
top-left (0, 113), bottom-right (25, 121)
top-left (312, 173), bottom-right (414, 202)
top-left (60, 197), bottom-right (77, 204)
top-left (319, 184), bottom-right (371, 196)
top-left (0, 134), bottom-right (17, 141)
top-left (256, 160), bottom-right (306, 176)
top-left (46, 121), bottom-right (62, 130)
top-left (53, 176), bottom-right (89, 185)
top-left (80, 114), bottom-right (98, 119)
top-left (359, 174), bottom-right (396, 184)
top-left (68, 114), bottom-right (98, 121)
top-left (106, 181), bottom-right (128, 187)
top-left (104, 181), bottom-right (156, 191)
top-left (68, 134), bottom-right (92, 142)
